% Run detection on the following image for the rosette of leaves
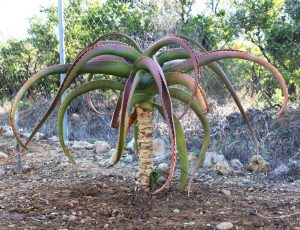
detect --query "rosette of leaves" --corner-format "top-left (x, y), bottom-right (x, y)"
top-left (10, 32), bottom-right (288, 194)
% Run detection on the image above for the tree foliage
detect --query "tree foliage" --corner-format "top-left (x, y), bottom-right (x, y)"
top-left (229, 0), bottom-right (300, 99)
top-left (0, 0), bottom-right (298, 103)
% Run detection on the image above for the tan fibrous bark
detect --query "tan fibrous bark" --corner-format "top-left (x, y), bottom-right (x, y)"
top-left (135, 105), bottom-right (153, 190)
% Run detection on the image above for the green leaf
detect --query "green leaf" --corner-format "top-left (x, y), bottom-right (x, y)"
top-left (57, 79), bottom-right (124, 162)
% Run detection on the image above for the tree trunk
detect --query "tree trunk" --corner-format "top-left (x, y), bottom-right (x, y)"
top-left (135, 104), bottom-right (154, 190)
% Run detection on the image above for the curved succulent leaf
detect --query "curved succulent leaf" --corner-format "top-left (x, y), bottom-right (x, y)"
top-left (141, 72), bottom-right (209, 113)
top-left (164, 49), bottom-right (289, 115)
top-left (84, 74), bottom-right (102, 115)
top-left (175, 34), bottom-right (208, 52)
top-left (110, 94), bottom-right (123, 129)
top-left (188, 38), bottom-right (260, 153)
top-left (134, 56), bottom-right (176, 194)
top-left (144, 35), bottom-right (200, 120)
top-left (78, 32), bottom-right (143, 55)
top-left (168, 88), bottom-right (210, 195)
top-left (157, 48), bottom-right (188, 65)
top-left (159, 48), bottom-right (260, 152)
top-left (82, 33), bottom-right (143, 117)
top-left (165, 72), bottom-right (209, 113)
top-left (113, 71), bottom-right (139, 164)
top-left (10, 58), bottom-right (133, 149)
top-left (24, 41), bottom-right (140, 148)
top-left (152, 103), bottom-right (189, 192)
top-left (10, 64), bottom-right (71, 149)
top-left (58, 80), bottom-right (125, 162)
top-left (134, 121), bottom-right (139, 153)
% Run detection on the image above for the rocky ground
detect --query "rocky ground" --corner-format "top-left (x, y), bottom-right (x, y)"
top-left (0, 129), bottom-right (300, 229)
top-left (2, 99), bottom-right (300, 176)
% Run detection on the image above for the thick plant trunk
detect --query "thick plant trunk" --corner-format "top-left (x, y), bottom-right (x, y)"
top-left (135, 104), bottom-right (153, 190)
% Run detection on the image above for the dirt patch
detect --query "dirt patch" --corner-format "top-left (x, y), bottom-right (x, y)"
top-left (2, 176), bottom-right (300, 230)
top-left (0, 135), bottom-right (299, 229)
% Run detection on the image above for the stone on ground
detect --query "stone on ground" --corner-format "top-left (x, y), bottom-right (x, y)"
top-left (34, 132), bottom-right (45, 141)
top-left (229, 159), bottom-right (244, 175)
top-left (157, 163), bottom-right (169, 174)
top-left (1, 126), bottom-right (13, 137)
top-left (214, 161), bottom-right (232, 175)
top-left (248, 155), bottom-right (270, 172)
top-left (0, 151), bottom-right (8, 159)
top-left (203, 152), bottom-right (225, 168)
top-left (95, 141), bottom-right (110, 154)
top-left (126, 138), bottom-right (135, 152)
top-left (72, 141), bottom-right (94, 150)
top-left (216, 221), bottom-right (233, 230)
top-left (49, 135), bottom-right (59, 142)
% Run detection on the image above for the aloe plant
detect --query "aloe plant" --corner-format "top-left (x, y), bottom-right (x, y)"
top-left (10, 32), bottom-right (288, 194)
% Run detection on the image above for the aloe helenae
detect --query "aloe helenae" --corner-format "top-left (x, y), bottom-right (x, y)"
top-left (10, 33), bottom-right (288, 194)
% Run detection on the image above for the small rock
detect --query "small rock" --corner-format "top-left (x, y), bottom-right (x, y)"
top-left (1, 126), bottom-right (13, 136)
top-left (22, 164), bottom-right (33, 173)
top-left (270, 164), bottom-right (289, 178)
top-left (71, 113), bottom-right (80, 121)
top-left (85, 142), bottom-right (94, 150)
top-left (0, 151), bottom-right (8, 159)
top-left (108, 148), bottom-right (116, 156)
top-left (126, 138), bottom-right (135, 152)
top-left (247, 155), bottom-right (270, 172)
top-left (9, 212), bottom-right (25, 221)
top-left (111, 209), bottom-right (118, 217)
top-left (221, 189), bottom-right (231, 196)
top-left (248, 187), bottom-right (255, 192)
top-left (95, 141), bottom-right (110, 154)
top-left (214, 161), bottom-right (232, 175)
top-left (183, 221), bottom-right (195, 226)
top-left (280, 161), bottom-right (300, 180)
top-left (34, 132), bottom-right (45, 141)
top-left (68, 215), bottom-right (76, 222)
top-left (229, 159), bottom-right (244, 175)
top-left (21, 132), bottom-right (31, 138)
top-left (205, 201), bottom-right (211, 206)
top-left (123, 155), bottom-right (134, 163)
top-left (245, 195), bottom-right (256, 201)
top-left (203, 152), bottom-right (225, 168)
top-left (49, 135), bottom-right (59, 142)
top-left (216, 221), bottom-right (233, 230)
top-left (241, 178), bottom-right (252, 184)
top-left (0, 193), bottom-right (5, 200)
top-left (0, 168), bottom-right (6, 176)
top-left (294, 179), bottom-right (300, 184)
top-left (294, 226), bottom-right (300, 230)
top-left (157, 163), bottom-right (169, 174)
top-left (72, 141), bottom-right (94, 150)
top-left (173, 209), bottom-right (180, 213)
top-left (64, 141), bottom-right (73, 147)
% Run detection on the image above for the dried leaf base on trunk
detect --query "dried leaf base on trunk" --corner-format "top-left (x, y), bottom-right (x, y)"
top-left (135, 105), bottom-right (153, 191)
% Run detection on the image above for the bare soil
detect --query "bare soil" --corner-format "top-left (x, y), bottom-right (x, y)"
top-left (0, 135), bottom-right (300, 230)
